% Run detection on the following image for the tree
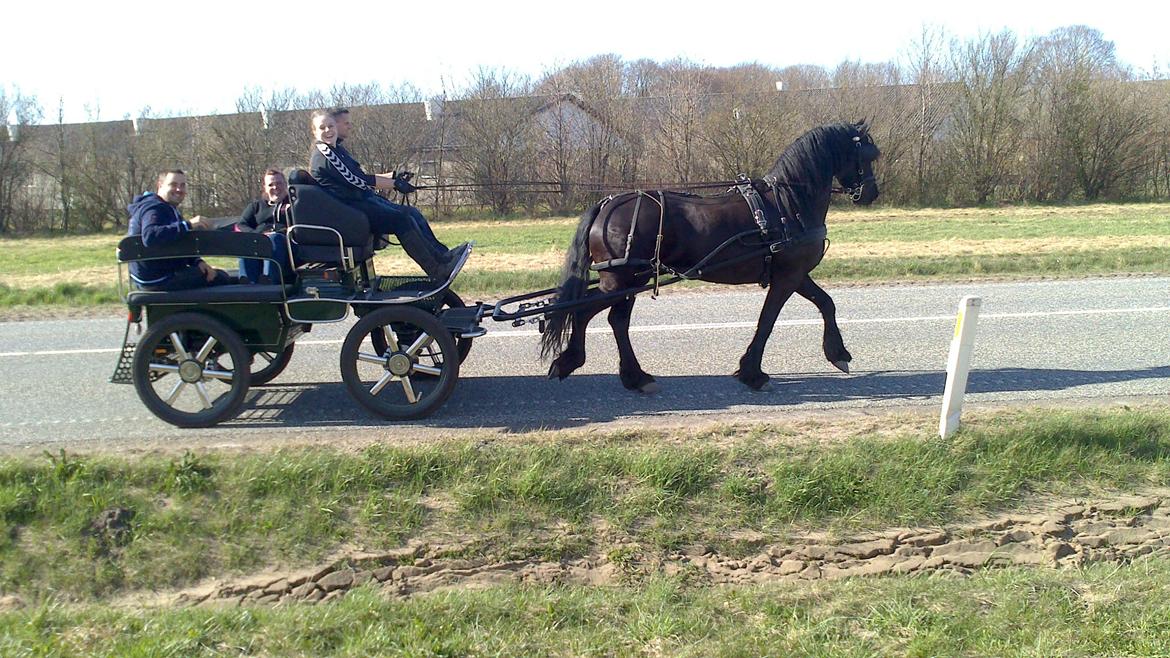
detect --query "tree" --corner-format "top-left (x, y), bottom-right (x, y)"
top-left (700, 92), bottom-right (790, 180)
top-left (1034, 26), bottom-right (1149, 200)
top-left (0, 87), bottom-right (42, 233)
top-left (946, 30), bottom-right (1035, 204)
top-left (454, 68), bottom-right (538, 214)
top-left (649, 60), bottom-right (709, 184)
top-left (899, 24), bottom-right (953, 206)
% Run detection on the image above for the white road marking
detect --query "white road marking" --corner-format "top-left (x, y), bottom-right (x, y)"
top-left (2, 305), bottom-right (1168, 357)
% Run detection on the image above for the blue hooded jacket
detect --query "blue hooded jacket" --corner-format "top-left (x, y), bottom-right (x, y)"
top-left (126, 192), bottom-right (198, 284)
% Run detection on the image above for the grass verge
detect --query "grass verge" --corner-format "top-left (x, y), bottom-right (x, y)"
top-left (0, 283), bottom-right (120, 307)
top-left (3, 562), bottom-right (1169, 656)
top-left (1, 406), bottom-right (1168, 604)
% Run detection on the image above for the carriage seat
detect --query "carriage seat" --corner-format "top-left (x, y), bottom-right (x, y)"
top-left (126, 284), bottom-right (289, 306)
top-left (288, 181), bottom-right (379, 265)
top-left (117, 232), bottom-right (294, 305)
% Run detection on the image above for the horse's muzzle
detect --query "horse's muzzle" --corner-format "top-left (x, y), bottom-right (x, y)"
top-left (852, 177), bottom-right (879, 205)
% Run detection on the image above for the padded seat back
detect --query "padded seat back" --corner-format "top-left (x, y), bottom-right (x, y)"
top-left (288, 184), bottom-right (370, 246)
top-left (288, 184), bottom-right (376, 263)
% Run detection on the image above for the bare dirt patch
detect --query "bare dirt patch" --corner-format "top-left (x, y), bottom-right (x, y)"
top-left (98, 488), bottom-right (1170, 611)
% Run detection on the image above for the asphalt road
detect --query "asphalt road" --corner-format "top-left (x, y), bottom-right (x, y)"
top-left (0, 276), bottom-right (1167, 449)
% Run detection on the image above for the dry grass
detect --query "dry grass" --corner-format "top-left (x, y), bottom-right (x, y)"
top-left (2, 234), bottom-right (1161, 287)
top-left (830, 235), bottom-right (1170, 259)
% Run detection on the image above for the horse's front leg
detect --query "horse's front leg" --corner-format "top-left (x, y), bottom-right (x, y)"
top-left (797, 275), bottom-right (851, 373)
top-left (608, 294), bottom-right (658, 393)
top-left (735, 280), bottom-right (798, 390)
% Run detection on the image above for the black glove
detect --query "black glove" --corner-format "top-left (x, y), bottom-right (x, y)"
top-left (393, 177), bottom-right (417, 194)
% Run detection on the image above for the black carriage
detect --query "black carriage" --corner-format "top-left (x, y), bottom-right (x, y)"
top-left (111, 183), bottom-right (484, 428)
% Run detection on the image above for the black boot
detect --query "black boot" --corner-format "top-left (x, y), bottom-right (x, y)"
top-left (398, 227), bottom-right (456, 281)
top-left (442, 242), bottom-right (470, 263)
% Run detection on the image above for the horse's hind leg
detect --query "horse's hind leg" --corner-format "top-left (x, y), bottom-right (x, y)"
top-left (797, 275), bottom-right (851, 373)
top-left (548, 303), bottom-right (605, 380)
top-left (608, 294), bottom-right (658, 393)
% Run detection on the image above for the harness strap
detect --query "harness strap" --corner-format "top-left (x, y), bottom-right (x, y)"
top-left (622, 191), bottom-right (643, 263)
top-left (734, 174), bottom-right (769, 238)
top-left (763, 174), bottom-right (806, 236)
top-left (589, 191), bottom-right (663, 275)
top-left (652, 191), bottom-right (665, 298)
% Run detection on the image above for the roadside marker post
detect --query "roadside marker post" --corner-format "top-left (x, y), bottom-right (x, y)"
top-left (939, 296), bottom-right (982, 439)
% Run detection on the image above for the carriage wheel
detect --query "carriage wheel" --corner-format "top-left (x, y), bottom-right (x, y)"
top-left (340, 305), bottom-right (459, 420)
top-left (369, 291), bottom-right (474, 366)
top-left (132, 312), bottom-right (251, 428)
top-left (250, 343), bottom-right (295, 386)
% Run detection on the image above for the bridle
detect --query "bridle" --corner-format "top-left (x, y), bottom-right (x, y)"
top-left (841, 134), bottom-right (877, 202)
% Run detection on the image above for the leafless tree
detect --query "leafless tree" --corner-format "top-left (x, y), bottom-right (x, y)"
top-left (946, 30), bottom-right (1035, 204)
top-left (648, 60), bottom-right (710, 184)
top-left (700, 92), bottom-right (789, 180)
top-left (342, 83), bottom-right (429, 190)
top-left (1033, 26), bottom-right (1150, 200)
top-left (899, 24), bottom-right (953, 205)
top-left (454, 68), bottom-right (538, 214)
top-left (0, 88), bottom-right (42, 233)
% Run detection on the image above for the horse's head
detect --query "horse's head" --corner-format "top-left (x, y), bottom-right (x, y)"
top-left (836, 122), bottom-right (880, 205)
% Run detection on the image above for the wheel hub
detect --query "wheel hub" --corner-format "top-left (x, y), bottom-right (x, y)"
top-left (178, 359), bottom-right (204, 383)
top-left (387, 353), bottom-right (413, 377)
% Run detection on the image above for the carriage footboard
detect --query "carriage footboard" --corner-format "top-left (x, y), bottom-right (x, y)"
top-left (110, 319), bottom-right (140, 385)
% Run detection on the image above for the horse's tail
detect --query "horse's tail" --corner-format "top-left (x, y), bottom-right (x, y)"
top-left (540, 201), bottom-right (602, 360)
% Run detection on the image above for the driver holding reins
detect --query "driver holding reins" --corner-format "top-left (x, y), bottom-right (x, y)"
top-left (308, 108), bottom-right (468, 280)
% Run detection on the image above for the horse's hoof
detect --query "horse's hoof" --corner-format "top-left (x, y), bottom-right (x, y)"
top-left (639, 381), bottom-right (661, 394)
top-left (832, 360), bottom-right (851, 374)
top-left (736, 372), bottom-right (770, 390)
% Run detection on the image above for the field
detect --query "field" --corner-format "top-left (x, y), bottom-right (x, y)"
top-left (1, 202), bottom-right (1168, 312)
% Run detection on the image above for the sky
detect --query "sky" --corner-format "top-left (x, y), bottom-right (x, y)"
top-left (3, 0), bottom-right (1166, 124)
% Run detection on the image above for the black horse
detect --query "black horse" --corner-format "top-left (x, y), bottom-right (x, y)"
top-left (539, 121), bottom-right (880, 392)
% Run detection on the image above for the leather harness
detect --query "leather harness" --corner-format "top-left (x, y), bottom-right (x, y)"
top-left (591, 175), bottom-right (827, 291)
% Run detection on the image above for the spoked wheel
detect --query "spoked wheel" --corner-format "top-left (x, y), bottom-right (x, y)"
top-left (250, 343), bottom-right (295, 386)
top-left (341, 305), bottom-right (459, 420)
top-left (369, 291), bottom-right (473, 366)
top-left (132, 313), bottom-right (251, 428)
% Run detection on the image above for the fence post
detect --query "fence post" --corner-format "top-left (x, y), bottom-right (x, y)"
top-left (939, 295), bottom-right (982, 439)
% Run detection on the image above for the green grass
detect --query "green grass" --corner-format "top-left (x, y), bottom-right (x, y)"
top-left (2, 407), bottom-right (1168, 603)
top-left (0, 234), bottom-right (117, 276)
top-left (3, 562), bottom-right (1169, 656)
top-left (0, 282), bottom-right (120, 306)
top-left (2, 203), bottom-right (1169, 309)
top-left (830, 204), bottom-right (1170, 242)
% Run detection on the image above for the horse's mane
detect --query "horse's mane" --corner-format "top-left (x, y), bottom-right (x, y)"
top-left (764, 122), bottom-right (863, 222)
top-left (766, 122), bottom-right (859, 187)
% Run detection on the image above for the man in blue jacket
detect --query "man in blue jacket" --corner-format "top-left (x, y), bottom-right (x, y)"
top-left (127, 170), bottom-right (231, 290)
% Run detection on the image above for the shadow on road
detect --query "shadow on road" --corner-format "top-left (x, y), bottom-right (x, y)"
top-left (227, 365), bottom-right (1170, 432)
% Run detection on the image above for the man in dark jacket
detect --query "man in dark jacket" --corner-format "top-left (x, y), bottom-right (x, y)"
top-left (234, 168), bottom-right (293, 283)
top-left (127, 170), bottom-right (231, 290)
